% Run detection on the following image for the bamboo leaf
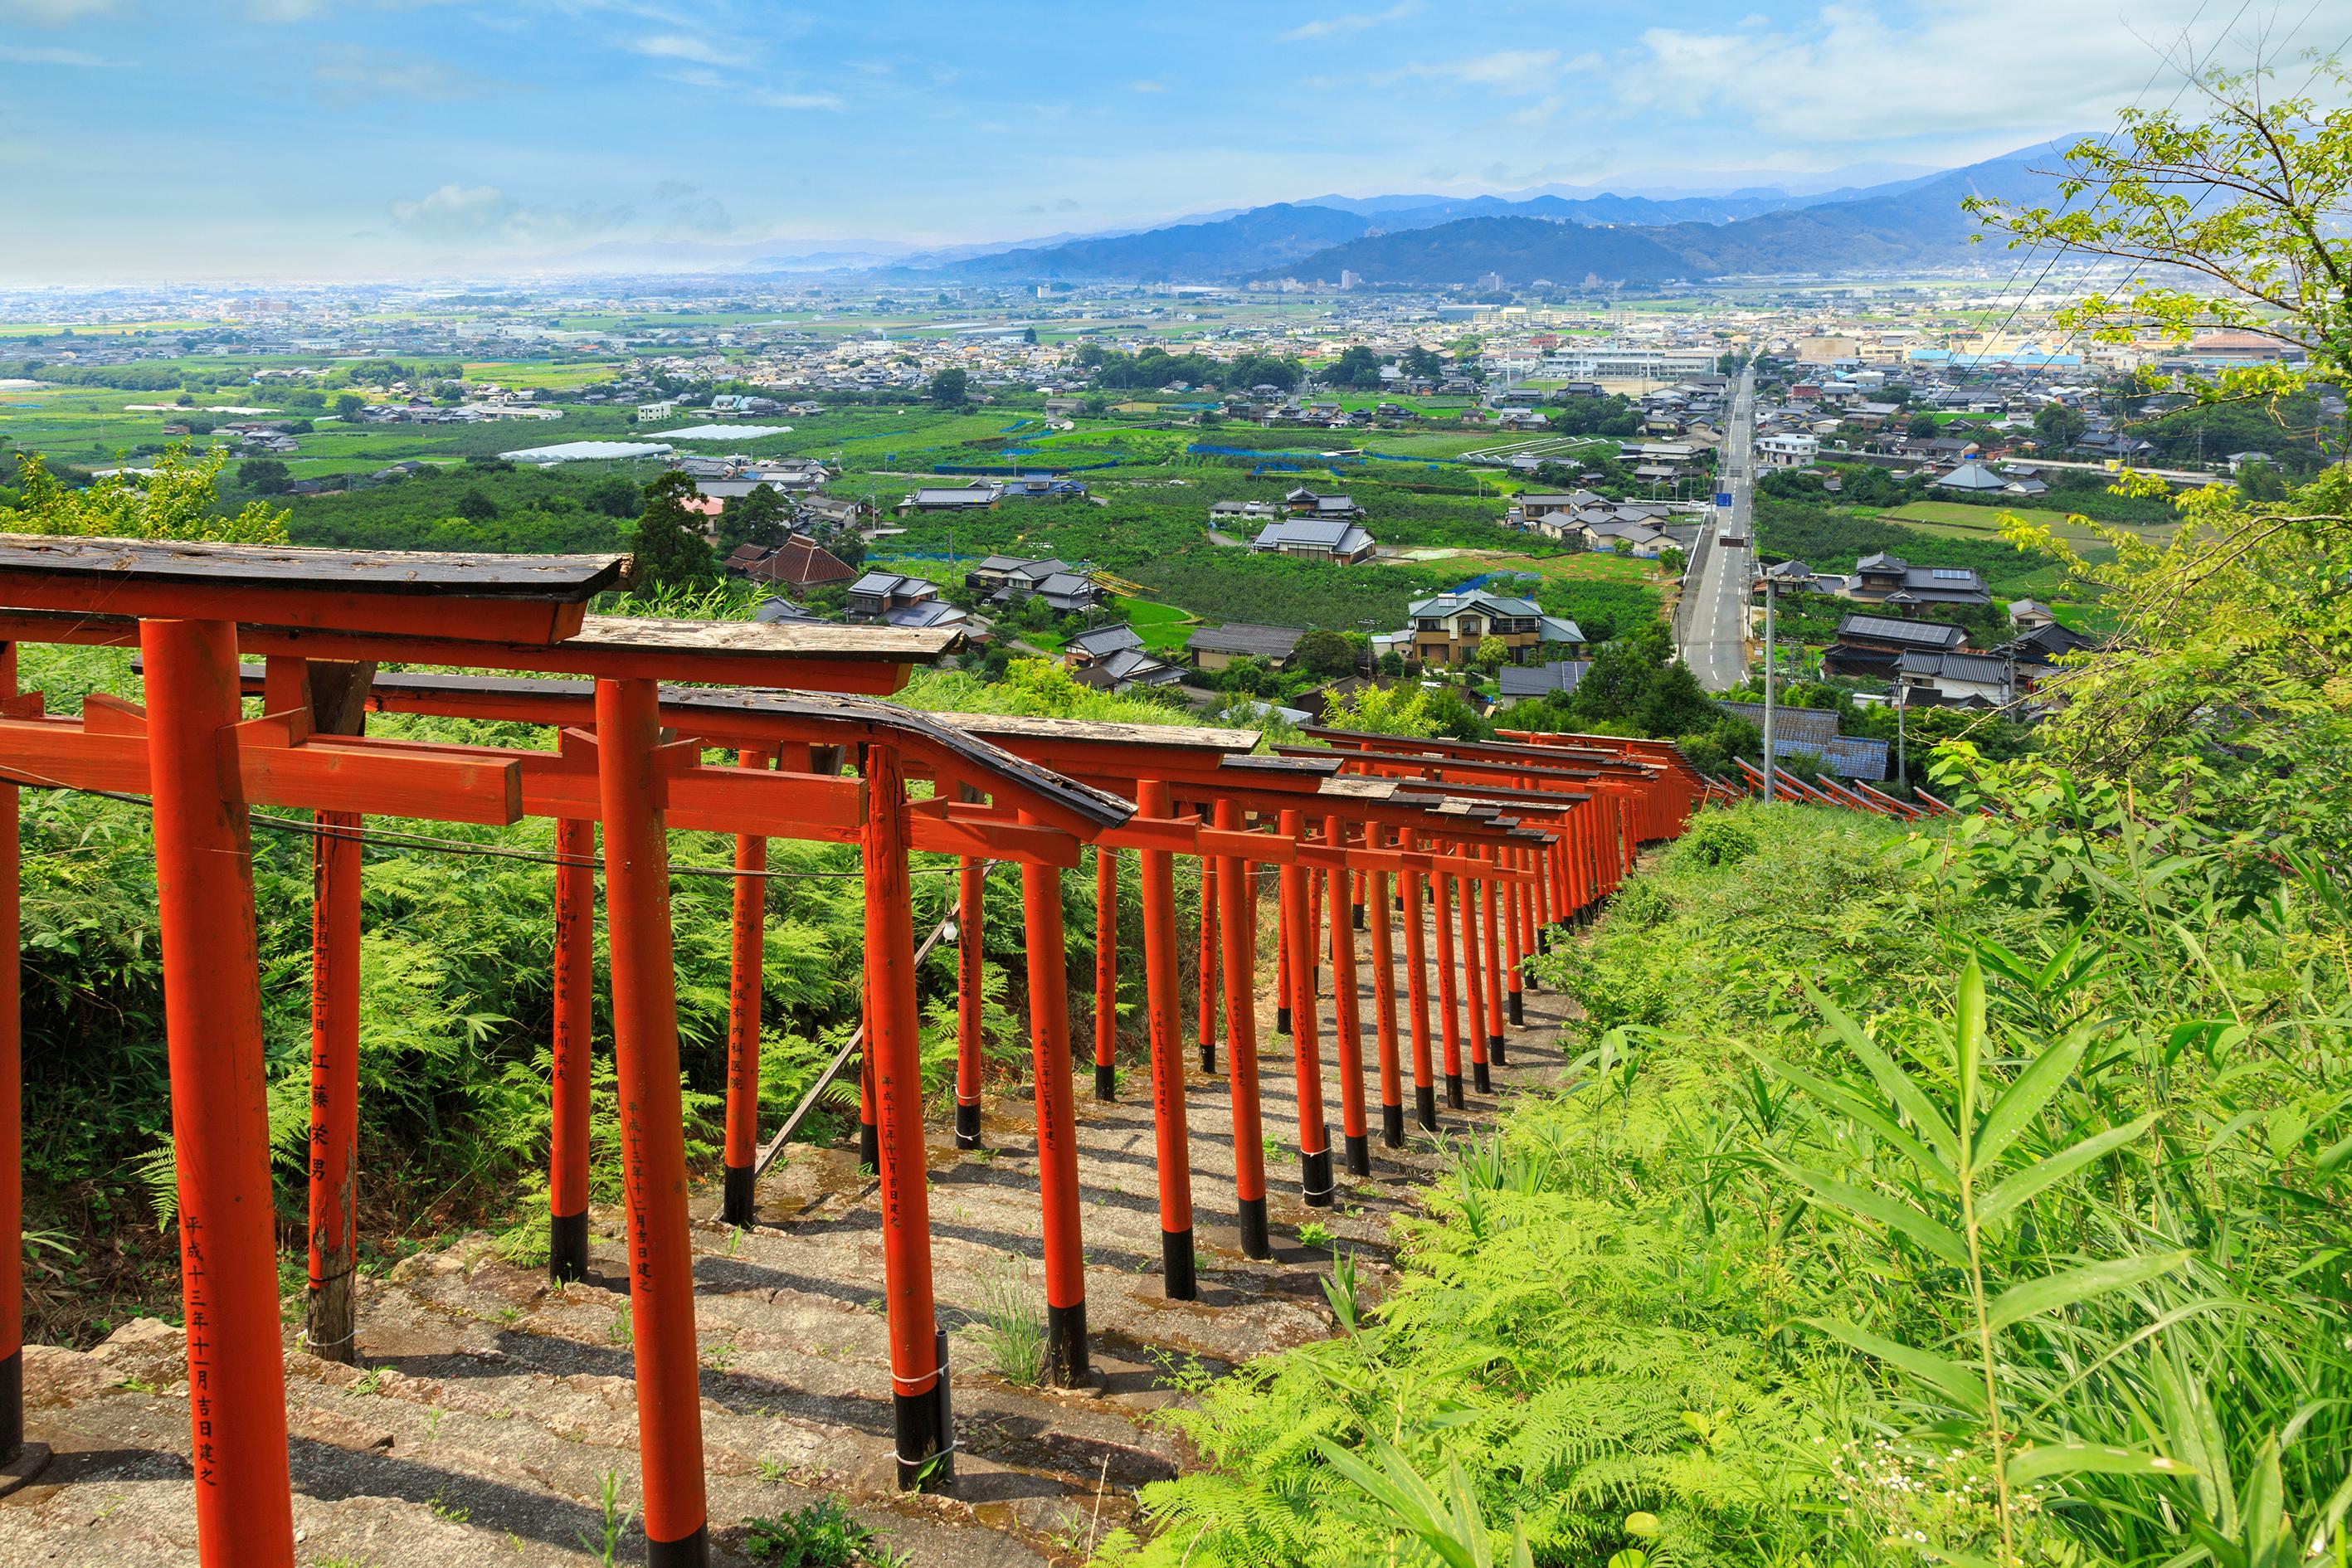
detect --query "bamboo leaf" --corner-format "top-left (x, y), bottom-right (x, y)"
top-left (2008, 1443), bottom-right (2202, 1486)
top-left (1977, 1114), bottom-right (2158, 1225)
top-left (1973, 1029), bottom-right (2089, 1170)
top-left (1982, 1251), bottom-right (2193, 1333)
top-left (1801, 1317), bottom-right (1987, 1411)
top-left (1956, 959), bottom-right (1986, 1147)
top-left (1802, 978), bottom-right (1960, 1171)
top-left (1770, 1158), bottom-right (1971, 1267)
top-left (1743, 1047), bottom-right (1956, 1189)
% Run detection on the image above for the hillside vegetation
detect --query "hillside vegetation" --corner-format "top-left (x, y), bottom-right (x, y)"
top-left (1106, 776), bottom-right (2351, 1568)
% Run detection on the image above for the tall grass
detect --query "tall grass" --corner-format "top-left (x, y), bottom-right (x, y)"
top-left (1100, 778), bottom-right (2352, 1568)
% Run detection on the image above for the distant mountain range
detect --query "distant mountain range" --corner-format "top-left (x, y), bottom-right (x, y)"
top-left (905, 141), bottom-right (2073, 287)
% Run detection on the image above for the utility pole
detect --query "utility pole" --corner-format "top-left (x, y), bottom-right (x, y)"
top-left (1760, 573), bottom-right (1777, 803)
top-left (1896, 685), bottom-right (1906, 791)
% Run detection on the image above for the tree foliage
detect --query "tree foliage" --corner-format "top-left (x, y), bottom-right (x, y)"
top-left (2, 446), bottom-right (289, 543)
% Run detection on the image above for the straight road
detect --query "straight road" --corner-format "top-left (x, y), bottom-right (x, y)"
top-left (1679, 363), bottom-right (1755, 691)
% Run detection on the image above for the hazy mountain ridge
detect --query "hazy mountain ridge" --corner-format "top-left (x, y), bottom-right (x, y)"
top-left (916, 141), bottom-right (2075, 285)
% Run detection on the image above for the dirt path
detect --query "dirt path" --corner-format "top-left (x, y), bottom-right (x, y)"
top-left (3, 890), bottom-right (1580, 1566)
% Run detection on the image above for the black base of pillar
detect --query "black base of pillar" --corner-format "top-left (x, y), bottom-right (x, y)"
top-left (1416, 1083), bottom-right (1438, 1132)
top-left (1300, 1145), bottom-right (1334, 1209)
top-left (1199, 1040), bottom-right (1216, 1074)
top-left (1446, 1073), bottom-right (1465, 1109)
top-left (1343, 1132), bottom-right (1371, 1177)
top-left (1382, 1101), bottom-right (1405, 1147)
top-left (859, 1119), bottom-right (879, 1173)
top-left (1351, 903), bottom-right (1365, 930)
top-left (1276, 1006), bottom-right (1291, 1035)
top-left (1492, 1037), bottom-right (1509, 1067)
top-left (548, 1210), bottom-right (589, 1285)
top-left (0, 1347), bottom-right (18, 1459)
top-left (1488, 1034), bottom-right (1505, 1062)
top-left (646, 1522), bottom-right (710, 1566)
top-left (954, 1100), bottom-right (982, 1150)
top-left (1161, 1227), bottom-right (1198, 1301)
top-left (1473, 1060), bottom-right (1493, 1094)
top-left (1045, 1302), bottom-right (1090, 1388)
top-left (721, 1163), bottom-right (755, 1230)
top-left (1507, 991), bottom-right (1524, 1026)
top-left (1093, 1063), bottom-right (1116, 1102)
top-left (1237, 1195), bottom-right (1271, 1259)
top-left (892, 1332), bottom-right (954, 1493)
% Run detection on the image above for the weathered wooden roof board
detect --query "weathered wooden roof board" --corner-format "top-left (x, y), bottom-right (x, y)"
top-left (566, 615), bottom-right (960, 665)
top-left (0, 533), bottom-right (627, 600)
top-left (939, 712), bottom-right (1259, 753)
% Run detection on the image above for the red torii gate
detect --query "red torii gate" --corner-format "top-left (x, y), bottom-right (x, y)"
top-left (209, 675), bottom-right (1564, 1412)
top-left (0, 536), bottom-right (1042, 1566)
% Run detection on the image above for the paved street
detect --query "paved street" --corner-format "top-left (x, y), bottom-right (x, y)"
top-left (1680, 363), bottom-right (1755, 691)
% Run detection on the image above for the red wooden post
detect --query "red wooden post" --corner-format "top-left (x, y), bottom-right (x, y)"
top-left (307, 805), bottom-right (362, 1363)
top-left (953, 856), bottom-right (986, 1150)
top-left (1278, 810), bottom-right (1333, 1208)
top-left (1480, 850), bottom-right (1507, 1066)
top-left (143, 616), bottom-right (296, 1568)
top-left (1400, 845), bottom-right (1435, 1132)
top-left (1135, 781), bottom-right (1195, 1299)
top-left (1020, 826), bottom-right (1089, 1386)
top-left (1430, 864), bottom-right (1464, 1109)
top-left (1194, 849), bottom-right (1218, 1074)
top-left (1307, 867), bottom-right (1323, 999)
top-left (0, 644), bottom-right (24, 1467)
top-left (1323, 815), bottom-right (1369, 1177)
top-left (1093, 845), bottom-right (1118, 1101)
top-left (1367, 856), bottom-right (1402, 1148)
top-left (549, 817), bottom-right (595, 1283)
top-left (1273, 867), bottom-right (1292, 1036)
top-left (723, 747), bottom-right (771, 1228)
top-left (866, 744), bottom-right (950, 1488)
top-left (594, 675), bottom-right (709, 1565)
top-left (1458, 859), bottom-right (1490, 1095)
top-left (1213, 800), bottom-right (1270, 1259)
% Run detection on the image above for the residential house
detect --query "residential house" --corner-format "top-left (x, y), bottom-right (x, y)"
top-left (895, 483), bottom-right (1001, 515)
top-left (1712, 701), bottom-right (1891, 780)
top-left (1250, 517), bottom-right (1377, 563)
top-left (1405, 592), bottom-right (1584, 669)
top-left (1186, 622), bottom-right (1303, 673)
top-left (1208, 499), bottom-right (1283, 528)
top-left (2007, 599), bottom-right (2059, 632)
top-left (999, 475), bottom-right (1089, 501)
top-left (1074, 646), bottom-right (1184, 694)
top-left (1282, 487), bottom-right (1366, 519)
top-left (1755, 432), bottom-right (1819, 469)
top-left (966, 555), bottom-right (1069, 595)
top-left (1933, 460), bottom-right (2008, 494)
top-left (1897, 650), bottom-right (2014, 706)
top-left (1820, 614), bottom-right (1969, 680)
top-left (1065, 623), bottom-right (1145, 669)
top-left (794, 494), bottom-right (864, 532)
top-left (1841, 553), bottom-right (1992, 609)
top-left (1497, 660), bottom-right (1590, 700)
top-left (845, 571), bottom-right (941, 619)
top-left (726, 533), bottom-right (858, 596)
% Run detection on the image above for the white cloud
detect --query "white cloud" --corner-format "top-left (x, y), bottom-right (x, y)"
top-left (629, 32), bottom-right (736, 67)
top-left (1281, 1), bottom-right (1417, 41)
top-left (1405, 47), bottom-right (1561, 93)
top-left (0, 0), bottom-right (116, 20)
top-left (747, 88), bottom-right (845, 110)
top-left (314, 45), bottom-right (488, 100)
top-left (1615, 1), bottom-right (2219, 145)
top-left (0, 42), bottom-right (118, 64)
top-left (1129, 79), bottom-right (1166, 93)
top-left (388, 183), bottom-right (633, 246)
top-left (244, 0), bottom-right (324, 19)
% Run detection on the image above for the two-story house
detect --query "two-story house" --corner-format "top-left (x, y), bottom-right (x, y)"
top-left (1405, 591), bottom-right (1584, 669)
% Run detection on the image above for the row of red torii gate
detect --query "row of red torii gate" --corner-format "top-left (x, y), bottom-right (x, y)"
top-left (0, 534), bottom-right (1709, 1566)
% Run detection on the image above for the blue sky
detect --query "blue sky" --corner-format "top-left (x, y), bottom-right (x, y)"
top-left (0, 0), bottom-right (2291, 281)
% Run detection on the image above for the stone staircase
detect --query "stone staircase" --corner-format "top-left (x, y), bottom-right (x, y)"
top-left (2, 906), bottom-right (1577, 1566)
